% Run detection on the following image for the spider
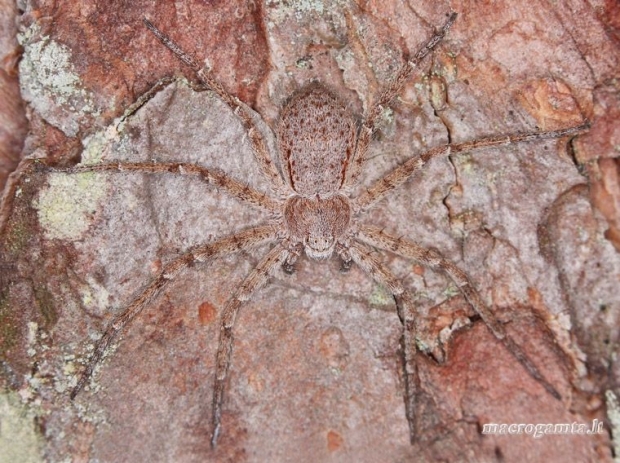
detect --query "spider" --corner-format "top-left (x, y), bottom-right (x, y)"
top-left (54, 12), bottom-right (590, 448)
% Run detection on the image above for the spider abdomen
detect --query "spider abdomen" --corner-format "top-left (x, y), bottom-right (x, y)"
top-left (277, 83), bottom-right (357, 197)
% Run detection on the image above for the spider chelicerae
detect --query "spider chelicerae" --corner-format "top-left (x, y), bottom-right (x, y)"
top-left (52, 12), bottom-right (589, 447)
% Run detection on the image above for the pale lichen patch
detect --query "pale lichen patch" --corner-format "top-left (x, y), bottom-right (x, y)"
top-left (18, 25), bottom-right (100, 137)
top-left (369, 284), bottom-right (393, 307)
top-left (79, 276), bottom-right (111, 315)
top-left (606, 390), bottom-right (620, 463)
top-left (266, 0), bottom-right (333, 23)
top-left (34, 127), bottom-right (115, 240)
top-left (35, 172), bottom-right (105, 240)
top-left (80, 129), bottom-right (111, 165)
top-left (0, 393), bottom-right (43, 463)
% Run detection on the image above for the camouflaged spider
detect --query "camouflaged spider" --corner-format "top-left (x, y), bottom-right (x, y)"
top-left (64, 12), bottom-right (589, 447)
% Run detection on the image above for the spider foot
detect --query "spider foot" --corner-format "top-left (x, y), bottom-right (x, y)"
top-left (282, 261), bottom-right (296, 274)
top-left (340, 258), bottom-right (353, 272)
top-left (335, 243), bottom-right (353, 272)
top-left (283, 242), bottom-right (302, 274)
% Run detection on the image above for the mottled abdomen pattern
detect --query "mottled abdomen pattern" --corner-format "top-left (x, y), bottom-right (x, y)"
top-left (277, 84), bottom-right (357, 197)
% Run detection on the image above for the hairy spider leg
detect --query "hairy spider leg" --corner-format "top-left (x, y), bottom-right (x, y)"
top-left (61, 161), bottom-right (279, 213)
top-left (346, 241), bottom-right (424, 442)
top-left (70, 226), bottom-right (278, 399)
top-left (143, 18), bottom-right (289, 196)
top-left (353, 122), bottom-right (590, 211)
top-left (211, 244), bottom-right (290, 447)
top-left (343, 12), bottom-right (458, 189)
top-left (352, 226), bottom-right (565, 442)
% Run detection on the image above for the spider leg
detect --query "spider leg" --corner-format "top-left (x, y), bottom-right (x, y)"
top-left (117, 75), bottom-right (177, 127)
top-left (211, 244), bottom-right (290, 448)
top-left (70, 225), bottom-right (277, 400)
top-left (449, 122), bottom-right (590, 154)
top-left (345, 240), bottom-right (422, 444)
top-left (344, 12), bottom-right (457, 189)
top-left (143, 19), bottom-right (288, 195)
top-left (51, 161), bottom-right (279, 213)
top-left (354, 122), bottom-right (590, 211)
top-left (357, 225), bottom-right (562, 400)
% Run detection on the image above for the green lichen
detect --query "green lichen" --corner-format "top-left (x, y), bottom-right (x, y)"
top-left (34, 125), bottom-right (126, 240)
top-left (369, 284), bottom-right (393, 307)
top-left (442, 284), bottom-right (460, 299)
top-left (80, 129), bottom-right (110, 165)
top-left (0, 392), bottom-right (43, 463)
top-left (35, 171), bottom-right (105, 241)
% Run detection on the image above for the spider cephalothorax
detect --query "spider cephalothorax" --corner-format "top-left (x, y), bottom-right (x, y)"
top-left (284, 193), bottom-right (351, 260)
top-left (57, 13), bottom-right (589, 448)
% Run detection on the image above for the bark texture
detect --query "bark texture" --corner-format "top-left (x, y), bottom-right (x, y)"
top-left (1, 1), bottom-right (619, 462)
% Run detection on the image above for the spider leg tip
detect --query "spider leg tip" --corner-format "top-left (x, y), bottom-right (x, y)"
top-left (549, 386), bottom-right (562, 401)
top-left (143, 17), bottom-right (159, 33)
top-left (210, 427), bottom-right (220, 450)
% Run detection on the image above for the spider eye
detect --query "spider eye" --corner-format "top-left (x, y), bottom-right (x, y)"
top-left (305, 233), bottom-right (335, 260)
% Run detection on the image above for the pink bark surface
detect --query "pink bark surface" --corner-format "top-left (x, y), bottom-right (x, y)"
top-left (1, 1), bottom-right (619, 462)
top-left (0, 0), bottom-right (28, 192)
